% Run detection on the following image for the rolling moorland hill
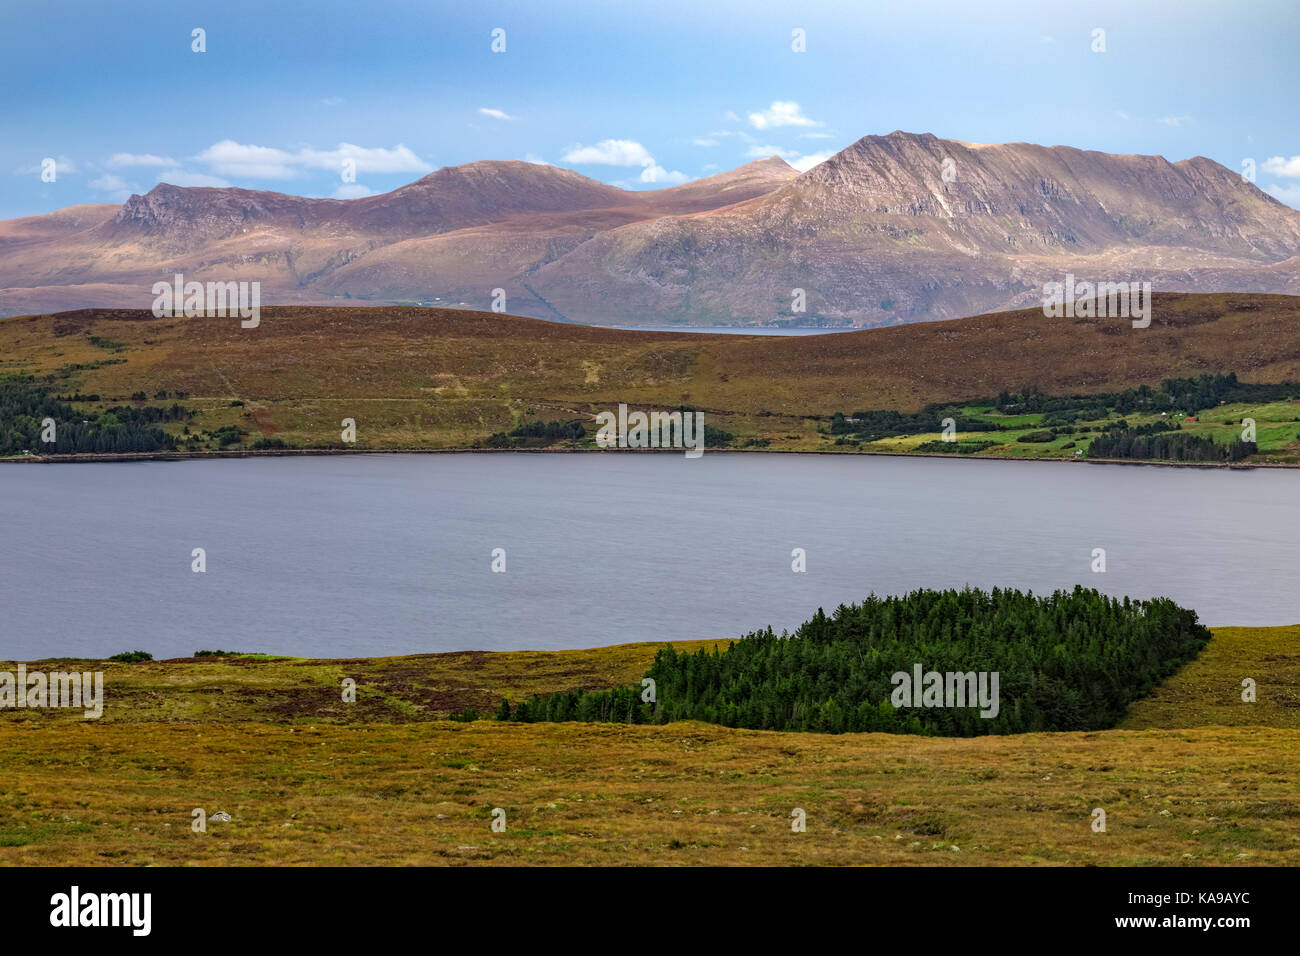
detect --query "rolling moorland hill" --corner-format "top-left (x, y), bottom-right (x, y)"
top-left (2, 292), bottom-right (1299, 458)
top-left (2, 133), bottom-right (1298, 325)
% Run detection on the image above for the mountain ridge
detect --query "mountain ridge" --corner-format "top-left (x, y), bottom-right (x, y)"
top-left (1, 134), bottom-right (1297, 323)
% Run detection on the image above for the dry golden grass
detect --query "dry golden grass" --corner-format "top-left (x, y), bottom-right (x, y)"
top-left (1, 721), bottom-right (1294, 866)
top-left (0, 641), bottom-right (723, 725)
top-left (1122, 626), bottom-right (1300, 730)
top-left (1, 626), bottom-right (1297, 866)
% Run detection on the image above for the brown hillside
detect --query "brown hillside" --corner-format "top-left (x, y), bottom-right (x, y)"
top-left (3, 295), bottom-right (1298, 448)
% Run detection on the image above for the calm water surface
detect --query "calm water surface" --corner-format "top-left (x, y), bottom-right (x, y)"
top-left (597, 325), bottom-right (856, 335)
top-left (1, 453), bottom-right (1296, 659)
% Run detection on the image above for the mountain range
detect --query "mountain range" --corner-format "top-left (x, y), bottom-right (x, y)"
top-left (3, 131), bottom-right (1299, 325)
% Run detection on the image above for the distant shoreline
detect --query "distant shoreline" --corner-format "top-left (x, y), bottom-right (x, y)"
top-left (0, 445), bottom-right (1284, 468)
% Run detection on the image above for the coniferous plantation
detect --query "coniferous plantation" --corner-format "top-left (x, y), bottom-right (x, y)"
top-left (1087, 428), bottom-right (1255, 462)
top-left (0, 380), bottom-right (188, 455)
top-left (502, 587), bottom-right (1211, 735)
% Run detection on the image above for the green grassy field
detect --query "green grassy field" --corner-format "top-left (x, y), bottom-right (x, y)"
top-left (838, 402), bottom-right (1300, 461)
top-left (1, 627), bottom-right (1296, 866)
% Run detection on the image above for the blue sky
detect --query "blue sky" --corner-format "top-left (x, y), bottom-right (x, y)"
top-left (3, 0), bottom-right (1298, 218)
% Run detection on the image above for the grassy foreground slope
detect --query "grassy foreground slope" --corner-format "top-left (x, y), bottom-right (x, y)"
top-left (1121, 626), bottom-right (1300, 729)
top-left (1, 627), bottom-right (1296, 866)
top-left (3, 293), bottom-right (1300, 460)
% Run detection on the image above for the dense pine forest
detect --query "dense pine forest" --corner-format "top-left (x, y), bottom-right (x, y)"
top-left (0, 380), bottom-right (188, 455)
top-left (500, 587), bottom-right (1211, 736)
top-left (1089, 428), bottom-right (1255, 462)
top-left (829, 409), bottom-right (1003, 441)
top-left (509, 419), bottom-right (587, 440)
top-left (993, 373), bottom-right (1298, 419)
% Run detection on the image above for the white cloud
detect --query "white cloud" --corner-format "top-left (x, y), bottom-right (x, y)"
top-left (745, 144), bottom-right (834, 172)
top-left (191, 140), bottom-right (432, 179)
top-left (748, 101), bottom-right (821, 130)
top-left (790, 150), bottom-right (835, 172)
top-left (562, 139), bottom-right (656, 167)
top-left (1264, 182), bottom-right (1300, 208)
top-left (563, 140), bottom-right (686, 184)
top-left (321, 97), bottom-right (345, 106)
top-left (523, 153), bottom-right (551, 165)
top-left (108, 153), bottom-right (177, 167)
top-left (89, 173), bottom-right (139, 202)
top-left (747, 145), bottom-right (794, 159)
top-left (193, 141), bottom-right (298, 178)
top-left (90, 173), bottom-right (133, 192)
top-left (1262, 155), bottom-right (1300, 178)
top-left (13, 155), bottom-right (78, 176)
top-left (296, 143), bottom-right (432, 174)
top-left (157, 169), bottom-right (231, 188)
top-left (478, 107), bottom-right (513, 121)
top-left (1114, 110), bottom-right (1130, 121)
top-left (1157, 114), bottom-right (1192, 127)
top-left (692, 138), bottom-right (719, 147)
top-left (332, 184), bottom-right (375, 199)
top-left (640, 165), bottom-right (688, 184)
